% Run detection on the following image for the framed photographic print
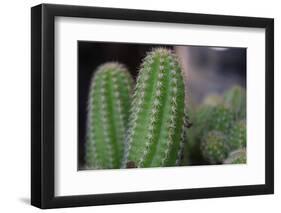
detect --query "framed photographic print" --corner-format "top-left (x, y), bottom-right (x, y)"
top-left (31, 3), bottom-right (274, 209)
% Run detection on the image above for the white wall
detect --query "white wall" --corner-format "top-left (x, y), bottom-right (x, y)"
top-left (0, 0), bottom-right (279, 212)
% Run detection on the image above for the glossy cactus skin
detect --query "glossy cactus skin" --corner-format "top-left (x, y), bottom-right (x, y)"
top-left (200, 130), bottom-right (229, 164)
top-left (228, 120), bottom-right (246, 150)
top-left (224, 148), bottom-right (246, 164)
top-left (123, 48), bottom-right (186, 168)
top-left (85, 62), bottom-right (133, 169)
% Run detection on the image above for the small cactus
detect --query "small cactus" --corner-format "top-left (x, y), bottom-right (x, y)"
top-left (209, 106), bottom-right (234, 134)
top-left (224, 148), bottom-right (246, 164)
top-left (123, 48), bottom-right (186, 168)
top-left (224, 86), bottom-right (246, 119)
top-left (195, 106), bottom-right (216, 132)
top-left (228, 119), bottom-right (246, 150)
top-left (85, 62), bottom-right (133, 169)
top-left (186, 85), bottom-right (246, 166)
top-left (201, 130), bottom-right (229, 164)
top-left (193, 105), bottom-right (233, 137)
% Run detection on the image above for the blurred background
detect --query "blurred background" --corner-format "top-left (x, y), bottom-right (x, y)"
top-left (78, 41), bottom-right (246, 169)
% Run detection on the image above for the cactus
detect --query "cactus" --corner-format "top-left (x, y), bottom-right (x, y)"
top-left (224, 86), bottom-right (246, 120)
top-left (200, 130), bottom-right (229, 164)
top-left (209, 105), bottom-right (234, 134)
top-left (228, 119), bottom-right (246, 150)
top-left (85, 62), bottom-right (133, 169)
top-left (185, 84), bottom-right (246, 166)
top-left (123, 48), bottom-right (186, 168)
top-left (192, 105), bottom-right (233, 137)
top-left (195, 106), bottom-right (216, 131)
top-left (224, 148), bottom-right (246, 164)
top-left (196, 104), bottom-right (244, 165)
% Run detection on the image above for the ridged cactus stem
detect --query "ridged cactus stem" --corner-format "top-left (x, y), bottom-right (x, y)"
top-left (123, 48), bottom-right (186, 168)
top-left (85, 62), bottom-right (133, 169)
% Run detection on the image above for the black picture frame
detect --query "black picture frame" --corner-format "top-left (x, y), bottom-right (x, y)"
top-left (31, 3), bottom-right (274, 209)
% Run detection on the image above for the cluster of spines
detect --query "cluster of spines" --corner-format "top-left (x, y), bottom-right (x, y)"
top-left (85, 62), bottom-right (133, 169)
top-left (123, 48), bottom-right (186, 168)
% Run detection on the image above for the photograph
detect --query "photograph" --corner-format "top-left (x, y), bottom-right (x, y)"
top-left (30, 3), bottom-right (274, 209)
top-left (78, 42), bottom-right (247, 170)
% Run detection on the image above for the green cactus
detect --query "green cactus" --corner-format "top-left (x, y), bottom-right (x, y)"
top-left (187, 99), bottom-right (238, 165)
top-left (228, 119), bottom-right (246, 150)
top-left (85, 62), bottom-right (133, 169)
top-left (192, 105), bottom-right (233, 137)
top-left (209, 105), bottom-right (234, 134)
top-left (201, 130), bottom-right (229, 164)
top-left (224, 148), bottom-right (246, 164)
top-left (185, 85), bottom-right (246, 166)
top-left (123, 48), bottom-right (186, 168)
top-left (195, 106), bottom-right (216, 131)
top-left (224, 86), bottom-right (246, 120)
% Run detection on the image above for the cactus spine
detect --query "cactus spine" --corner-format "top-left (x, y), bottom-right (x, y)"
top-left (85, 62), bottom-right (133, 169)
top-left (123, 48), bottom-right (186, 168)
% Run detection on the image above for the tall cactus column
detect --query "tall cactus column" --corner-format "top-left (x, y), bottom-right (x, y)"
top-left (123, 48), bottom-right (187, 168)
top-left (85, 62), bottom-right (133, 169)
